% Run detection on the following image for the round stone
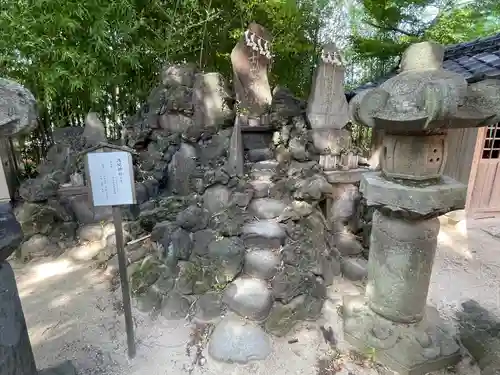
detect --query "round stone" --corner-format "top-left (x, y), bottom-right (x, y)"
top-left (208, 315), bottom-right (272, 364)
top-left (249, 198), bottom-right (287, 219)
top-left (244, 250), bottom-right (280, 280)
top-left (242, 220), bottom-right (286, 240)
top-left (223, 278), bottom-right (273, 321)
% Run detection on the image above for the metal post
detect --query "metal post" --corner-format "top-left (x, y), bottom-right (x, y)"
top-left (112, 206), bottom-right (136, 358)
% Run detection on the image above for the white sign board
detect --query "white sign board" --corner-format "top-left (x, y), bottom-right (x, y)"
top-left (86, 151), bottom-right (136, 207)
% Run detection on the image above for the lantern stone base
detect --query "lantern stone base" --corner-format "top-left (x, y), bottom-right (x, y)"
top-left (342, 295), bottom-right (460, 375)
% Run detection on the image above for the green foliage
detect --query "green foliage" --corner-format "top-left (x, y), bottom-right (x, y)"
top-left (349, 0), bottom-right (500, 83)
top-left (0, 0), bottom-right (333, 159)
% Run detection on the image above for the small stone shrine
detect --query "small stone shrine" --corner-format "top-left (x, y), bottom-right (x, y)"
top-left (345, 41), bottom-right (500, 375)
top-left (231, 22), bottom-right (273, 127)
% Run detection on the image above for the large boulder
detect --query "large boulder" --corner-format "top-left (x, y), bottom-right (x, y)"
top-left (0, 78), bottom-right (38, 136)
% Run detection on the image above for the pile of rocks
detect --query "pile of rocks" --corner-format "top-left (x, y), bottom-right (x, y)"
top-left (12, 35), bottom-right (368, 363)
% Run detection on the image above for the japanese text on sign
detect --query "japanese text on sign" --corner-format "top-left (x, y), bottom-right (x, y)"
top-left (86, 151), bottom-right (135, 206)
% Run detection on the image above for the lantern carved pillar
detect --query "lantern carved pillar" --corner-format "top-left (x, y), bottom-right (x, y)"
top-left (345, 41), bottom-right (500, 375)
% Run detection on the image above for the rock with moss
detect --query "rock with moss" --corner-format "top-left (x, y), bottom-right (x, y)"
top-left (129, 255), bottom-right (165, 295)
top-left (264, 295), bottom-right (323, 336)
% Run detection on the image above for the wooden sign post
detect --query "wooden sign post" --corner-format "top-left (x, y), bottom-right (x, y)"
top-left (83, 143), bottom-right (137, 359)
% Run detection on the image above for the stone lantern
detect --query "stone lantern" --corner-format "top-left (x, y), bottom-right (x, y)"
top-left (345, 41), bottom-right (500, 375)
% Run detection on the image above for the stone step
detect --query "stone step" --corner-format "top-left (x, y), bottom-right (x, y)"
top-left (246, 148), bottom-right (274, 162)
top-left (244, 249), bottom-right (281, 280)
top-left (242, 220), bottom-right (286, 249)
top-left (250, 169), bottom-right (275, 181)
top-left (251, 160), bottom-right (279, 171)
top-left (222, 277), bottom-right (274, 321)
top-left (248, 179), bottom-right (273, 198)
top-left (249, 198), bottom-right (287, 220)
top-left (208, 313), bottom-right (272, 364)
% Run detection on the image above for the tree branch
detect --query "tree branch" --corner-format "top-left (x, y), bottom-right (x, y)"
top-left (364, 20), bottom-right (421, 37)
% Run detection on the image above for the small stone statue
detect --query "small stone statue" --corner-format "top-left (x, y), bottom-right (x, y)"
top-left (231, 22), bottom-right (273, 125)
top-left (349, 41), bottom-right (500, 132)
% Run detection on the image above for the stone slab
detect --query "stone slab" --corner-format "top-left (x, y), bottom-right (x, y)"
top-left (342, 295), bottom-right (460, 375)
top-left (360, 172), bottom-right (466, 217)
top-left (325, 168), bottom-right (372, 184)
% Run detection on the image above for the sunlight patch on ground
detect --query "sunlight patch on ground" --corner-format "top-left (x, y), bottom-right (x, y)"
top-left (18, 258), bottom-right (80, 296)
top-left (438, 226), bottom-right (473, 260)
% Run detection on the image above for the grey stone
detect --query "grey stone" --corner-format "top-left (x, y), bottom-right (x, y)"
top-left (252, 160), bottom-right (279, 171)
top-left (231, 190), bottom-right (253, 208)
top-left (19, 173), bottom-right (60, 202)
top-left (334, 232), bottom-right (364, 256)
top-left (368, 210), bottom-right (440, 323)
top-left (343, 295), bottom-right (460, 375)
top-left (143, 178), bottom-right (160, 198)
top-left (458, 300), bottom-right (500, 374)
top-left (249, 198), bottom-right (287, 219)
top-left (264, 295), bottom-right (323, 336)
top-left (0, 261), bottom-right (38, 374)
top-left (241, 220), bottom-right (286, 240)
top-left (360, 172), bottom-right (467, 218)
top-left (134, 182), bottom-right (149, 204)
top-left (227, 120), bottom-right (244, 176)
top-left (208, 315), bottom-right (272, 364)
top-left (161, 63), bottom-right (198, 87)
top-left (203, 184), bottom-right (232, 213)
top-left (0, 203), bottom-right (23, 261)
top-left (194, 291), bottom-right (224, 324)
top-left (158, 113), bottom-right (194, 133)
top-left (176, 205), bottom-right (209, 232)
top-left (193, 72), bottom-right (233, 129)
top-left (19, 234), bottom-right (52, 261)
top-left (341, 257), bottom-right (368, 281)
top-left (192, 229), bottom-right (217, 256)
top-left (168, 143), bottom-right (197, 195)
top-left (249, 180), bottom-right (272, 198)
top-left (83, 112), bottom-right (106, 145)
top-left (223, 277), bottom-right (273, 321)
top-left (150, 221), bottom-right (177, 243)
top-left (288, 136), bottom-right (309, 161)
top-left (293, 174), bottom-right (334, 200)
top-left (170, 228), bottom-right (193, 260)
top-left (244, 249), bottom-right (280, 280)
top-left (77, 224), bottom-right (104, 242)
top-left (247, 148), bottom-right (273, 162)
top-left (324, 169), bottom-right (367, 184)
top-left (272, 265), bottom-right (323, 304)
top-left (69, 195), bottom-right (113, 224)
top-left (160, 291), bottom-right (191, 320)
top-left (0, 78), bottom-right (38, 136)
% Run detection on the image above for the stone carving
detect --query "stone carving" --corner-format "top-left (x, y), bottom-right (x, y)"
top-left (0, 78), bottom-right (38, 137)
top-left (231, 23), bottom-right (273, 125)
top-left (307, 43), bottom-right (356, 170)
top-left (349, 41), bottom-right (500, 132)
top-left (307, 43), bottom-right (349, 130)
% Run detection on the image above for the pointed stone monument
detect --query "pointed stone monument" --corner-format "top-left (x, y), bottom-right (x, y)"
top-left (307, 44), bottom-right (353, 170)
top-left (231, 22), bottom-right (273, 127)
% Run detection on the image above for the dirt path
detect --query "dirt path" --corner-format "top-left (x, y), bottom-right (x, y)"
top-left (12, 218), bottom-right (500, 375)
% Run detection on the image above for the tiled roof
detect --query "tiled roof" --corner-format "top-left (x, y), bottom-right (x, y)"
top-left (345, 32), bottom-right (500, 100)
